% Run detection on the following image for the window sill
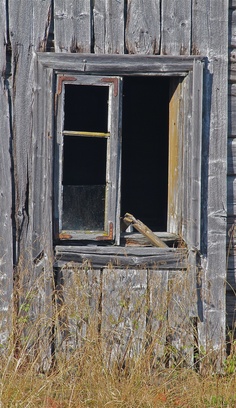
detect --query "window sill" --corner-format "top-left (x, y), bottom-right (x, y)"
top-left (54, 241), bottom-right (188, 270)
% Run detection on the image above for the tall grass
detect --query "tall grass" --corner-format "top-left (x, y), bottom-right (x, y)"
top-left (0, 339), bottom-right (235, 407)
top-left (0, 262), bottom-right (235, 407)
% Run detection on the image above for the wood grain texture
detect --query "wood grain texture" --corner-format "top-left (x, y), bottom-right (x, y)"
top-left (125, 0), bottom-right (160, 54)
top-left (102, 269), bottom-right (147, 366)
top-left (161, 0), bottom-right (191, 55)
top-left (0, 0), bottom-right (13, 348)
top-left (192, 0), bottom-right (228, 368)
top-left (229, 85), bottom-right (236, 135)
top-left (168, 79), bottom-right (183, 235)
top-left (54, 0), bottom-right (91, 53)
top-left (54, 266), bottom-right (100, 357)
top-left (229, 62), bottom-right (236, 83)
top-left (147, 270), bottom-right (169, 365)
top-left (229, 9), bottom-right (236, 48)
top-left (228, 175), bottom-right (236, 216)
top-left (55, 246), bottom-right (188, 269)
top-left (167, 271), bottom-right (195, 367)
top-left (38, 52), bottom-right (203, 74)
top-left (228, 138), bottom-right (236, 174)
top-left (188, 61), bottom-right (203, 249)
top-left (93, 0), bottom-right (125, 54)
top-left (8, 0), bottom-right (53, 365)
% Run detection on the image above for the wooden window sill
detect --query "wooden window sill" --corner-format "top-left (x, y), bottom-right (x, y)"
top-left (54, 243), bottom-right (188, 269)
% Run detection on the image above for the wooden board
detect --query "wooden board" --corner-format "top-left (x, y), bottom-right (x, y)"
top-left (229, 9), bottom-right (236, 48)
top-left (102, 268), bottom-right (147, 367)
top-left (161, 0), bottom-right (191, 55)
top-left (0, 0), bottom-right (13, 349)
top-left (147, 270), bottom-right (169, 366)
top-left (229, 85), bottom-right (236, 135)
top-left (167, 271), bottom-right (195, 367)
top-left (8, 0), bottom-right (53, 367)
top-left (37, 52), bottom-right (203, 74)
top-left (54, 266), bottom-right (100, 358)
top-left (55, 246), bottom-right (188, 269)
top-left (93, 0), bottom-right (124, 54)
top-left (228, 138), bottom-right (236, 174)
top-left (192, 0), bottom-right (229, 370)
top-left (125, 0), bottom-right (160, 54)
top-left (54, 0), bottom-right (91, 53)
top-left (227, 176), bottom-right (236, 216)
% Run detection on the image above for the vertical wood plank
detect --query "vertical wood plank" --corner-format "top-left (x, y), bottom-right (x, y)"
top-left (0, 0), bottom-right (13, 349)
top-left (102, 268), bottom-right (147, 367)
top-left (167, 271), bottom-right (195, 367)
top-left (168, 79), bottom-right (183, 234)
top-left (125, 0), bottom-right (160, 54)
top-left (161, 0), bottom-right (191, 55)
top-left (147, 270), bottom-right (168, 366)
top-left (93, 0), bottom-right (125, 54)
top-left (192, 0), bottom-right (228, 370)
top-left (54, 265), bottom-right (100, 358)
top-left (54, 0), bottom-right (91, 53)
top-left (182, 61), bottom-right (203, 249)
top-left (8, 0), bottom-right (53, 366)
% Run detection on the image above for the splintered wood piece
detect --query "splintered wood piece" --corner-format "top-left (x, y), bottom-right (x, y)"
top-left (123, 213), bottom-right (168, 248)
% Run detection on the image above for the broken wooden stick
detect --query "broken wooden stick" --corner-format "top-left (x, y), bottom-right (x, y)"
top-left (122, 213), bottom-right (168, 248)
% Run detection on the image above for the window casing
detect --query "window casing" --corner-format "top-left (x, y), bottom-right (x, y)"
top-left (34, 54), bottom-right (204, 254)
top-left (55, 75), bottom-right (122, 242)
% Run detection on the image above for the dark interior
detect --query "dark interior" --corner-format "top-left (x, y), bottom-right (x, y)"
top-left (62, 77), bottom-right (169, 232)
top-left (64, 84), bottom-right (108, 132)
top-left (121, 76), bottom-right (169, 231)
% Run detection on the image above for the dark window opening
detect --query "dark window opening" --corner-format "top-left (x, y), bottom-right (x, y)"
top-left (62, 83), bottom-right (109, 232)
top-left (121, 77), bottom-right (169, 231)
top-left (59, 76), bottom-right (170, 238)
top-left (62, 136), bottom-right (107, 231)
top-left (64, 84), bottom-right (109, 132)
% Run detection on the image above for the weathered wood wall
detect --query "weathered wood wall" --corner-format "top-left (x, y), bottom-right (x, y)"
top-left (228, 0), bottom-right (236, 336)
top-left (0, 0), bottom-right (13, 349)
top-left (0, 0), bottom-right (231, 368)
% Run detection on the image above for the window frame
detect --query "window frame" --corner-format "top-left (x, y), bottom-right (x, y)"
top-left (34, 53), bottom-right (204, 260)
top-left (55, 74), bottom-right (122, 242)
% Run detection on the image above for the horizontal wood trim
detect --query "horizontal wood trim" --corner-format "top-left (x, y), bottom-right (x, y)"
top-left (54, 246), bottom-right (188, 269)
top-left (37, 53), bottom-right (205, 75)
top-left (63, 130), bottom-right (110, 138)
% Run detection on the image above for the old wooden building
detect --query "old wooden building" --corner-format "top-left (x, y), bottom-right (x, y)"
top-left (0, 0), bottom-right (235, 370)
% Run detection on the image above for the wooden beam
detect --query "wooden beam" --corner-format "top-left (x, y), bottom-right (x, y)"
top-left (54, 246), bottom-right (188, 269)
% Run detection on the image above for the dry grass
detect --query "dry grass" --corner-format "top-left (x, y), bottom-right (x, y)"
top-left (0, 262), bottom-right (235, 407)
top-left (0, 337), bottom-right (235, 408)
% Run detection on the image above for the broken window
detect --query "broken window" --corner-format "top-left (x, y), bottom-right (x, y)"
top-left (51, 56), bottom-right (203, 249)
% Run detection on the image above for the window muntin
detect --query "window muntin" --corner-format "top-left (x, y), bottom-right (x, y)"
top-left (56, 75), bottom-right (121, 241)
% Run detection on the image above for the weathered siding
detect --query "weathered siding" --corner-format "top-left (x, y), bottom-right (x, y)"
top-left (0, 0), bottom-right (13, 348)
top-left (0, 0), bottom-right (232, 369)
top-left (228, 0), bottom-right (236, 334)
top-left (7, 0), bottom-right (53, 368)
top-left (192, 0), bottom-right (228, 361)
